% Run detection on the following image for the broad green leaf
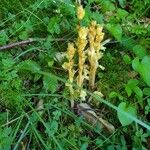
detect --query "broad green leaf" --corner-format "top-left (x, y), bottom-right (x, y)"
top-left (133, 45), bottom-right (147, 58)
top-left (132, 56), bottom-right (150, 87)
top-left (125, 79), bottom-right (142, 97)
top-left (17, 60), bottom-right (41, 73)
top-left (127, 79), bottom-right (139, 88)
top-left (117, 102), bottom-right (137, 126)
top-left (125, 85), bottom-right (132, 97)
top-left (140, 56), bottom-right (150, 86)
top-left (133, 86), bottom-right (143, 98)
top-left (106, 24), bottom-right (122, 41)
top-left (43, 74), bottom-right (58, 93)
top-left (132, 57), bottom-right (140, 71)
top-left (143, 88), bottom-right (150, 96)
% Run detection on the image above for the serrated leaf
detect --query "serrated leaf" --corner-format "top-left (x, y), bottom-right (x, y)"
top-left (43, 74), bottom-right (58, 93)
top-left (117, 102), bottom-right (136, 126)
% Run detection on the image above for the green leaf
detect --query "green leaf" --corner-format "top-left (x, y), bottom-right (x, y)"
top-left (125, 85), bottom-right (132, 97)
top-left (132, 56), bottom-right (150, 86)
top-left (128, 79), bottom-right (139, 88)
top-left (143, 88), bottom-right (150, 96)
top-left (106, 24), bottom-right (122, 41)
top-left (125, 79), bottom-right (142, 97)
top-left (17, 60), bottom-right (41, 73)
top-left (101, 0), bottom-right (115, 12)
top-left (147, 98), bottom-right (150, 106)
top-left (133, 86), bottom-right (143, 98)
top-left (19, 31), bottom-right (28, 40)
top-left (109, 91), bottom-right (123, 100)
top-left (116, 8), bottom-right (128, 20)
top-left (91, 12), bottom-right (103, 24)
top-left (117, 0), bottom-right (126, 8)
top-left (132, 57), bottom-right (140, 71)
top-left (43, 74), bottom-right (58, 93)
top-left (0, 31), bottom-right (8, 45)
top-left (109, 92), bottom-right (118, 99)
top-left (133, 45), bottom-right (147, 59)
top-left (117, 102), bottom-right (137, 126)
top-left (47, 17), bottom-right (60, 34)
top-left (123, 54), bottom-right (131, 64)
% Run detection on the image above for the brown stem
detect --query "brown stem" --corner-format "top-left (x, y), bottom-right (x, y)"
top-left (0, 38), bottom-right (69, 51)
top-left (0, 38), bottom-right (37, 51)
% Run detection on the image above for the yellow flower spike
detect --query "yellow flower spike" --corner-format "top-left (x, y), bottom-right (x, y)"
top-left (62, 42), bottom-right (76, 107)
top-left (76, 26), bottom-right (88, 87)
top-left (77, 5), bottom-right (85, 20)
top-left (88, 21), bottom-right (105, 89)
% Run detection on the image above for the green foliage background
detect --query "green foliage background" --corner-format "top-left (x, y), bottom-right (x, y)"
top-left (0, 0), bottom-right (150, 149)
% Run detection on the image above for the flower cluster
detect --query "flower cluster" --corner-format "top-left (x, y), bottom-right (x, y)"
top-left (63, 5), bottom-right (105, 104)
top-left (76, 26), bottom-right (88, 100)
top-left (88, 21), bottom-right (105, 89)
top-left (62, 43), bottom-right (76, 106)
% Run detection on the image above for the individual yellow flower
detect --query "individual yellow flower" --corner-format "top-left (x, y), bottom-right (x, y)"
top-left (77, 5), bottom-right (85, 20)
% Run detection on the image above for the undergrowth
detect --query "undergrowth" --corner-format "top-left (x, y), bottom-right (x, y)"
top-left (0, 0), bottom-right (150, 149)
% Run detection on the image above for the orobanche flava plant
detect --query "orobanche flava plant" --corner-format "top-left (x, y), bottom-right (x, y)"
top-left (63, 5), bottom-right (105, 106)
top-left (63, 4), bottom-right (115, 133)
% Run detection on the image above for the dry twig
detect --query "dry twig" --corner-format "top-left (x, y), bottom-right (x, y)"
top-left (0, 38), bottom-right (70, 51)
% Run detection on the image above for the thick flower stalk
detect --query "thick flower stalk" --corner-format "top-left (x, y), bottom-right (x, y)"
top-left (63, 43), bottom-right (76, 106)
top-left (76, 26), bottom-right (88, 100)
top-left (76, 27), bottom-right (88, 87)
top-left (88, 21), bottom-right (104, 89)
